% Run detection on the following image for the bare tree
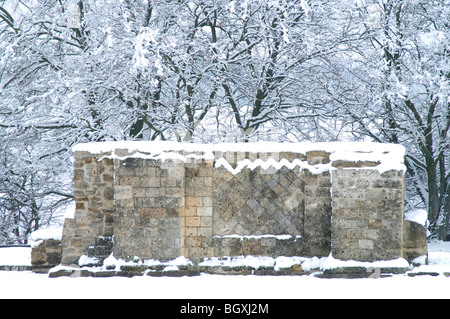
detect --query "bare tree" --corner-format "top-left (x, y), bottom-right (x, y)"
top-left (331, 0), bottom-right (449, 239)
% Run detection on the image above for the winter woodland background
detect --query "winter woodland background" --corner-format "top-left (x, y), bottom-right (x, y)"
top-left (0, 0), bottom-right (448, 244)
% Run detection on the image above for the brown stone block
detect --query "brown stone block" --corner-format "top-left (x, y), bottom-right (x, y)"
top-left (71, 238), bottom-right (82, 247)
top-left (102, 158), bottom-right (114, 166)
top-left (186, 217), bottom-right (201, 227)
top-left (185, 236), bottom-right (202, 247)
top-left (102, 174), bottom-right (114, 183)
top-left (103, 187), bottom-right (114, 200)
top-left (185, 167), bottom-right (200, 178)
top-left (186, 197), bottom-right (202, 207)
top-left (166, 208), bottom-right (181, 218)
top-left (306, 150), bottom-right (331, 165)
top-left (82, 157), bottom-right (95, 164)
top-left (140, 208), bottom-right (166, 218)
top-left (184, 207), bottom-right (198, 217)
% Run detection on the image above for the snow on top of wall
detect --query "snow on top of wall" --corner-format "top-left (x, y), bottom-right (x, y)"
top-left (29, 226), bottom-right (63, 248)
top-left (73, 141), bottom-right (406, 174)
top-left (329, 144), bottom-right (406, 174)
top-left (405, 209), bottom-right (429, 228)
top-left (73, 140), bottom-right (404, 156)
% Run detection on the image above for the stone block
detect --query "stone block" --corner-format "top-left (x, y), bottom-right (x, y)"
top-left (184, 207), bottom-right (197, 217)
top-left (165, 187), bottom-right (183, 198)
top-left (114, 186), bottom-right (133, 200)
top-left (140, 177), bottom-right (161, 187)
top-left (185, 227), bottom-right (198, 237)
top-left (161, 177), bottom-right (182, 187)
top-left (146, 187), bottom-right (166, 198)
top-left (140, 208), bottom-right (166, 218)
top-left (202, 197), bottom-right (213, 207)
top-left (186, 217), bottom-right (201, 227)
top-left (198, 227), bottom-right (213, 237)
top-left (31, 239), bottom-right (62, 273)
top-left (186, 196), bottom-right (202, 207)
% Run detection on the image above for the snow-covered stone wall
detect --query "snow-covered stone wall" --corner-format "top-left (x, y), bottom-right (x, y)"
top-left (59, 141), bottom-right (426, 267)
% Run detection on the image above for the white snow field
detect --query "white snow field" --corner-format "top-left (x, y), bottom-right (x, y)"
top-left (1, 241), bottom-right (450, 299)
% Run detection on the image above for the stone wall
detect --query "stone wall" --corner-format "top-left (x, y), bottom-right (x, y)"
top-left (31, 240), bottom-right (62, 273)
top-left (331, 168), bottom-right (405, 261)
top-left (58, 141), bottom-right (426, 268)
top-left (113, 157), bottom-right (185, 260)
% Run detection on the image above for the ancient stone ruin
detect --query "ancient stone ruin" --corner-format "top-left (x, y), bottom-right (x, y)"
top-left (32, 141), bottom-right (427, 277)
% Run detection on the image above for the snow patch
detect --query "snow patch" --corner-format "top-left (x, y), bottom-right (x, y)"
top-left (329, 144), bottom-right (406, 174)
top-left (301, 256), bottom-right (328, 272)
top-left (411, 255), bottom-right (427, 265)
top-left (198, 255), bottom-right (329, 272)
top-left (407, 243), bottom-right (450, 276)
top-left (214, 157), bottom-right (330, 176)
top-left (212, 234), bottom-right (301, 241)
top-left (162, 265), bottom-right (179, 272)
top-left (74, 141), bottom-right (406, 176)
top-left (197, 254), bottom-right (408, 272)
top-left (102, 254), bottom-right (193, 271)
top-left (322, 253), bottom-right (410, 270)
top-left (78, 255), bottom-right (100, 267)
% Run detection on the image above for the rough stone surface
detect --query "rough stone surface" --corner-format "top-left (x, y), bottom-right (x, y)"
top-left (113, 157), bottom-right (184, 260)
top-left (331, 168), bottom-right (405, 261)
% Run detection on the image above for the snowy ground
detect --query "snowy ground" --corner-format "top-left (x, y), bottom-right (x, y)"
top-left (1, 241), bottom-right (450, 299)
top-left (1, 268), bottom-right (450, 299)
